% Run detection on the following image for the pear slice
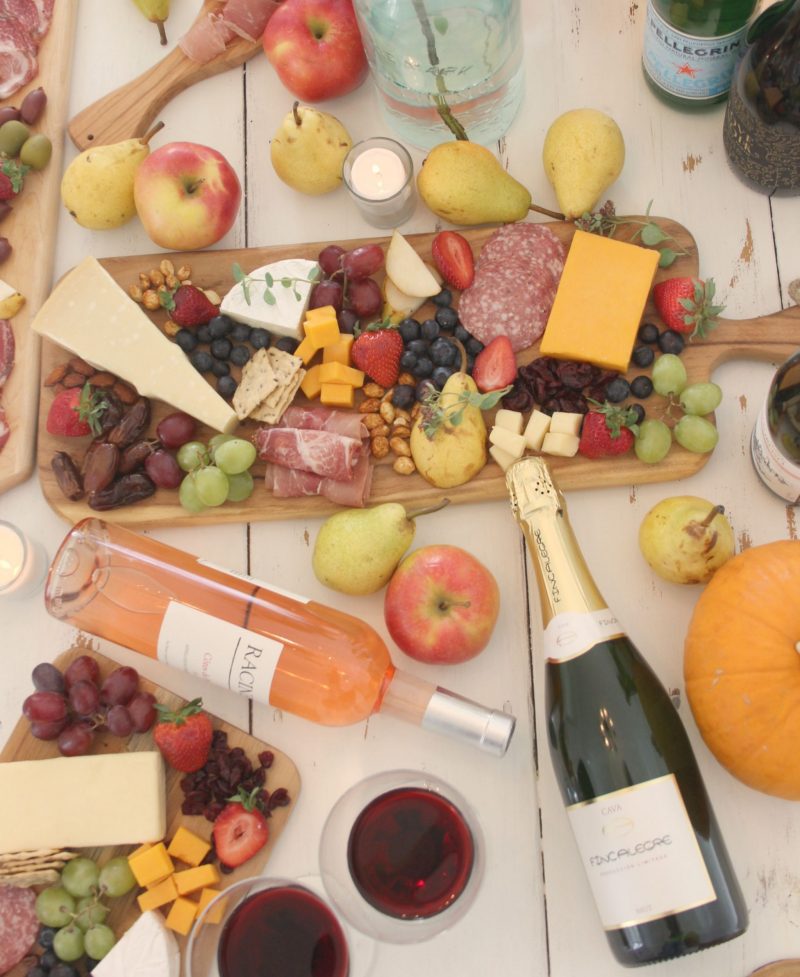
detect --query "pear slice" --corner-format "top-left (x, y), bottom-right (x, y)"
top-left (0, 278), bottom-right (24, 318)
top-left (383, 276), bottom-right (426, 322)
top-left (385, 230), bottom-right (441, 298)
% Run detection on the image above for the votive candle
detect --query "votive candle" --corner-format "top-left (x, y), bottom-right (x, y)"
top-left (343, 137), bottom-right (416, 229)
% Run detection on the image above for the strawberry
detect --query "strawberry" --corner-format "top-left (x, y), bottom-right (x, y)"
top-left (0, 174), bottom-right (15, 202)
top-left (578, 403), bottom-right (639, 459)
top-left (431, 231), bottom-right (475, 290)
top-left (153, 697), bottom-right (213, 773)
top-left (0, 159), bottom-right (28, 201)
top-left (652, 276), bottom-right (724, 338)
top-left (472, 335), bottom-right (517, 392)
top-left (212, 786), bottom-right (270, 868)
top-left (351, 320), bottom-right (403, 387)
top-left (160, 284), bottom-right (218, 328)
top-left (45, 384), bottom-right (107, 437)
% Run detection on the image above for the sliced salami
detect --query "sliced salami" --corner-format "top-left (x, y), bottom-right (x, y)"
top-left (0, 24), bottom-right (38, 99)
top-left (0, 319), bottom-right (15, 389)
top-left (0, 885), bottom-right (38, 973)
top-left (0, 0), bottom-right (39, 41)
top-left (29, 0), bottom-right (54, 38)
top-left (0, 404), bottom-right (8, 454)
top-left (477, 222), bottom-right (566, 284)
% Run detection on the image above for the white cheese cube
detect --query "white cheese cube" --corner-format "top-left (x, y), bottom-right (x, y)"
top-left (489, 426), bottom-right (526, 459)
top-left (549, 411), bottom-right (583, 436)
top-left (541, 432), bottom-right (580, 457)
top-left (489, 442), bottom-right (519, 471)
top-left (220, 258), bottom-right (318, 340)
top-left (523, 410), bottom-right (551, 451)
top-left (494, 409), bottom-right (524, 434)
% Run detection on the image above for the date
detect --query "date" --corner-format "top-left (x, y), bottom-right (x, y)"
top-left (82, 441), bottom-right (119, 494)
top-left (106, 397), bottom-right (151, 448)
top-left (51, 451), bottom-right (84, 501)
top-left (88, 473), bottom-right (156, 511)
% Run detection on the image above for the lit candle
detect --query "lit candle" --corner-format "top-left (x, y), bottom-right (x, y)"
top-left (343, 137), bottom-right (416, 229)
top-left (0, 521), bottom-right (47, 600)
top-left (348, 147), bottom-right (406, 200)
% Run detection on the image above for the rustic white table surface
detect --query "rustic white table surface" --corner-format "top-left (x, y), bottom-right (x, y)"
top-left (1, 1), bottom-right (799, 975)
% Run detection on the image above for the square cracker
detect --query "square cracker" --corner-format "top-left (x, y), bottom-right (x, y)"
top-left (233, 348), bottom-right (278, 420)
top-left (249, 368), bottom-right (306, 424)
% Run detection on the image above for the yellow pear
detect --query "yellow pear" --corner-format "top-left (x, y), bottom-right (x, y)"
top-left (131, 0), bottom-right (170, 44)
top-left (270, 103), bottom-right (352, 196)
top-left (417, 141), bottom-right (532, 226)
top-left (542, 108), bottom-right (625, 219)
top-left (638, 495), bottom-right (735, 585)
top-left (61, 122), bottom-right (163, 230)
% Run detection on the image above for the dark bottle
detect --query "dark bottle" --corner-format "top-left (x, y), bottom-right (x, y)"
top-left (723, 0), bottom-right (800, 192)
top-left (507, 457), bottom-right (748, 967)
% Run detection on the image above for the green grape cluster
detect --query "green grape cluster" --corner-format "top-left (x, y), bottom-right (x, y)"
top-left (176, 434), bottom-right (257, 513)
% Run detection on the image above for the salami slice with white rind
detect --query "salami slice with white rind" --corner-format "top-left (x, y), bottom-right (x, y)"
top-left (0, 886), bottom-right (38, 973)
top-left (29, 0), bottom-right (54, 37)
top-left (0, 20), bottom-right (38, 99)
top-left (0, 0), bottom-right (39, 40)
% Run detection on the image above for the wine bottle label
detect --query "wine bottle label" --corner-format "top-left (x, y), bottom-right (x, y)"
top-left (198, 559), bottom-right (310, 603)
top-left (157, 601), bottom-right (282, 701)
top-left (642, 2), bottom-right (748, 100)
top-left (751, 408), bottom-right (800, 503)
top-left (542, 609), bottom-right (624, 663)
top-left (567, 774), bottom-right (715, 930)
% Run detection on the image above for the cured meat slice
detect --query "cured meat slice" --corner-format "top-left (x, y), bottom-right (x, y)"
top-left (0, 405), bottom-right (8, 454)
top-left (264, 450), bottom-right (373, 507)
top-left (0, 0), bottom-right (39, 39)
top-left (256, 428), bottom-right (362, 481)
top-left (0, 886), bottom-right (38, 973)
top-left (29, 0), bottom-right (55, 37)
top-left (0, 319), bottom-right (14, 389)
top-left (179, 11), bottom-right (235, 63)
top-left (478, 222), bottom-right (566, 284)
top-left (0, 22), bottom-right (38, 98)
top-left (222, 0), bottom-right (279, 42)
top-left (279, 405), bottom-right (367, 440)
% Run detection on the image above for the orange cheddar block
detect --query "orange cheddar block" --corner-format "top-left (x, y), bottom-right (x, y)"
top-left (294, 335), bottom-right (318, 366)
top-left (173, 863), bottom-right (221, 896)
top-left (539, 230), bottom-right (660, 373)
top-left (165, 896), bottom-right (198, 936)
top-left (303, 316), bottom-right (340, 350)
top-left (320, 382), bottom-right (355, 408)
top-left (136, 874), bottom-right (178, 912)
top-left (318, 361), bottom-right (364, 387)
top-left (322, 334), bottom-right (354, 365)
top-left (301, 363), bottom-right (322, 400)
top-left (167, 826), bottom-right (211, 868)
top-left (128, 842), bottom-right (174, 887)
top-left (195, 887), bottom-right (227, 924)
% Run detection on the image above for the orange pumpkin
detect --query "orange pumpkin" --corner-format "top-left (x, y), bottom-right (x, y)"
top-left (684, 539), bottom-right (800, 800)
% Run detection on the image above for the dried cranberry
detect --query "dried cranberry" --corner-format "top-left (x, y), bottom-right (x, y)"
top-left (258, 750), bottom-right (274, 768)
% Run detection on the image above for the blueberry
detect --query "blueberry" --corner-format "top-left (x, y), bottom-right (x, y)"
top-left (275, 336), bottom-right (299, 353)
top-left (195, 324), bottom-right (212, 344)
top-left (657, 329), bottom-right (685, 355)
top-left (465, 337), bottom-right (484, 356)
top-left (415, 378), bottom-right (436, 402)
top-left (40, 950), bottom-right (58, 970)
top-left (217, 375), bottom-right (237, 399)
top-left (25, 967), bottom-right (48, 977)
top-left (190, 349), bottom-right (213, 373)
top-left (432, 366), bottom-right (453, 388)
top-left (631, 344), bottom-right (655, 368)
top-left (210, 337), bottom-right (232, 360)
top-left (174, 328), bottom-right (197, 353)
top-left (435, 306), bottom-right (459, 330)
top-left (231, 322), bottom-right (252, 342)
top-left (605, 376), bottom-right (631, 402)
top-left (638, 322), bottom-right (659, 344)
top-left (454, 323), bottom-right (471, 343)
top-left (208, 314), bottom-right (232, 338)
top-left (414, 356), bottom-right (433, 378)
top-left (38, 927), bottom-right (57, 950)
top-left (630, 375), bottom-right (654, 399)
top-left (211, 359), bottom-right (230, 378)
top-left (398, 317), bottom-right (420, 343)
top-left (230, 345), bottom-right (251, 367)
top-left (420, 318), bottom-right (440, 341)
top-left (250, 328), bottom-right (271, 350)
top-left (49, 965), bottom-right (80, 977)
top-left (407, 338), bottom-right (429, 356)
top-left (430, 338), bottom-right (457, 366)
top-left (391, 384), bottom-right (416, 410)
top-left (629, 403), bottom-right (646, 424)
top-left (432, 288), bottom-right (452, 307)
top-left (400, 349), bottom-right (418, 372)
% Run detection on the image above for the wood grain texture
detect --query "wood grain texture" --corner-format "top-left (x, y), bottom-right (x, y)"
top-left (749, 963), bottom-right (800, 977)
top-left (67, 0), bottom-right (263, 151)
top-left (2, 646), bottom-right (300, 976)
top-left (0, 0), bottom-right (78, 496)
top-left (35, 218), bottom-right (800, 528)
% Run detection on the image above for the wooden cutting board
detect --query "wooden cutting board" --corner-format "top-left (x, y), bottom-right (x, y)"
top-left (35, 218), bottom-right (800, 528)
top-left (749, 963), bottom-right (800, 977)
top-left (2, 646), bottom-right (300, 975)
top-left (0, 0), bottom-right (78, 496)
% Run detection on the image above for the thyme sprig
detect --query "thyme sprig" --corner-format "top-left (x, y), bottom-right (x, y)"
top-left (231, 262), bottom-right (321, 306)
top-left (420, 385), bottom-right (512, 438)
top-left (574, 200), bottom-right (689, 268)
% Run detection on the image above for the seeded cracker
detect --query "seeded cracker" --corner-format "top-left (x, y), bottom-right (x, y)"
top-left (233, 348), bottom-right (278, 420)
top-left (248, 348), bottom-right (304, 424)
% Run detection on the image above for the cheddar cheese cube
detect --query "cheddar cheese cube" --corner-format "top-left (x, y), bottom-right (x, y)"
top-left (173, 863), bottom-right (221, 896)
top-left (300, 364), bottom-right (322, 400)
top-left (320, 382), bottom-right (355, 408)
top-left (128, 842), bottom-right (153, 861)
top-left (167, 826), bottom-right (211, 868)
top-left (128, 842), bottom-right (174, 887)
top-left (322, 334), bottom-right (354, 365)
top-left (165, 896), bottom-right (198, 936)
top-left (304, 304), bottom-right (336, 320)
top-left (318, 362), bottom-right (364, 387)
top-left (195, 887), bottom-right (226, 924)
top-left (539, 230), bottom-right (660, 373)
top-left (137, 874), bottom-right (178, 912)
top-left (294, 335), bottom-right (318, 366)
top-left (303, 316), bottom-right (340, 350)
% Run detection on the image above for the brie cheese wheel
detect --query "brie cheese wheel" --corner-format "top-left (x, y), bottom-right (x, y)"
top-left (221, 258), bottom-right (318, 340)
top-left (91, 911), bottom-right (180, 977)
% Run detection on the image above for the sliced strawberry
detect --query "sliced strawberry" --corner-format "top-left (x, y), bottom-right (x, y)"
top-left (351, 320), bottom-right (403, 387)
top-left (212, 787), bottom-right (270, 868)
top-left (0, 319), bottom-right (14, 388)
top-left (471, 335), bottom-right (517, 392)
top-left (160, 284), bottom-right (218, 328)
top-left (652, 276), bottom-right (724, 338)
top-left (431, 231), bottom-right (475, 290)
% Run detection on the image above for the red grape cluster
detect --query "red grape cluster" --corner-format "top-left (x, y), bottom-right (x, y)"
top-left (311, 243), bottom-right (385, 331)
top-left (23, 655), bottom-right (157, 757)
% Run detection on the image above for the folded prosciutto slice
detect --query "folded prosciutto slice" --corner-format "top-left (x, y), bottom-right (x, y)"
top-left (279, 405), bottom-right (367, 441)
top-left (264, 450), bottom-right (373, 507)
top-left (179, 11), bottom-right (235, 63)
top-left (256, 428), bottom-right (362, 482)
top-left (222, 0), bottom-right (279, 42)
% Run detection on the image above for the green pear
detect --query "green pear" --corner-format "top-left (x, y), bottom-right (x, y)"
top-left (312, 499), bottom-right (449, 595)
top-left (542, 108), bottom-right (625, 219)
top-left (416, 141), bottom-right (532, 226)
top-left (270, 102), bottom-right (352, 196)
top-left (61, 122), bottom-right (163, 230)
top-left (131, 0), bottom-right (170, 44)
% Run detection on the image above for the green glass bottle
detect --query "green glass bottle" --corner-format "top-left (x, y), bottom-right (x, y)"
top-left (642, 0), bottom-right (759, 107)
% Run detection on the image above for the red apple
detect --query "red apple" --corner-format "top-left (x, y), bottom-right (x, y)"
top-left (262, 0), bottom-right (369, 103)
top-left (133, 142), bottom-right (242, 251)
top-left (384, 545), bottom-right (500, 665)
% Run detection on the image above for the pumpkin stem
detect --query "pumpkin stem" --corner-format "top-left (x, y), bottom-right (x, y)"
top-left (700, 504), bottom-right (725, 528)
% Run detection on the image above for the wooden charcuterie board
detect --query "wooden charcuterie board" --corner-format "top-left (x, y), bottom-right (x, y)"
top-left (35, 218), bottom-right (800, 528)
top-left (2, 646), bottom-right (301, 975)
top-left (0, 0), bottom-right (78, 496)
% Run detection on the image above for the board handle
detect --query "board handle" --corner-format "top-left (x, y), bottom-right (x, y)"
top-left (703, 304), bottom-right (800, 368)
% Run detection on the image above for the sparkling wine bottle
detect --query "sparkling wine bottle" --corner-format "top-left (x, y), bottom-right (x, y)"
top-left (751, 349), bottom-right (800, 502)
top-left (642, 0), bottom-right (758, 107)
top-left (506, 458), bottom-right (747, 966)
top-left (44, 519), bottom-right (515, 755)
top-left (723, 0), bottom-right (800, 193)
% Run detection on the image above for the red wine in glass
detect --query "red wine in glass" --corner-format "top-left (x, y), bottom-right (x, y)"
top-left (217, 885), bottom-right (349, 977)
top-left (347, 786), bottom-right (475, 920)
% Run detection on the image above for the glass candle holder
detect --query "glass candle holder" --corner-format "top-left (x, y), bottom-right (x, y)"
top-left (343, 137), bottom-right (416, 229)
top-left (0, 520), bottom-right (47, 600)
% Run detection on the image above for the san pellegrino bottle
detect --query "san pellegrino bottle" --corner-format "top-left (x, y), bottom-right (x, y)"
top-left (642, 0), bottom-right (759, 107)
top-left (723, 0), bottom-right (800, 192)
top-left (751, 349), bottom-right (800, 502)
top-left (506, 458), bottom-right (747, 966)
top-left (43, 519), bottom-right (515, 755)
